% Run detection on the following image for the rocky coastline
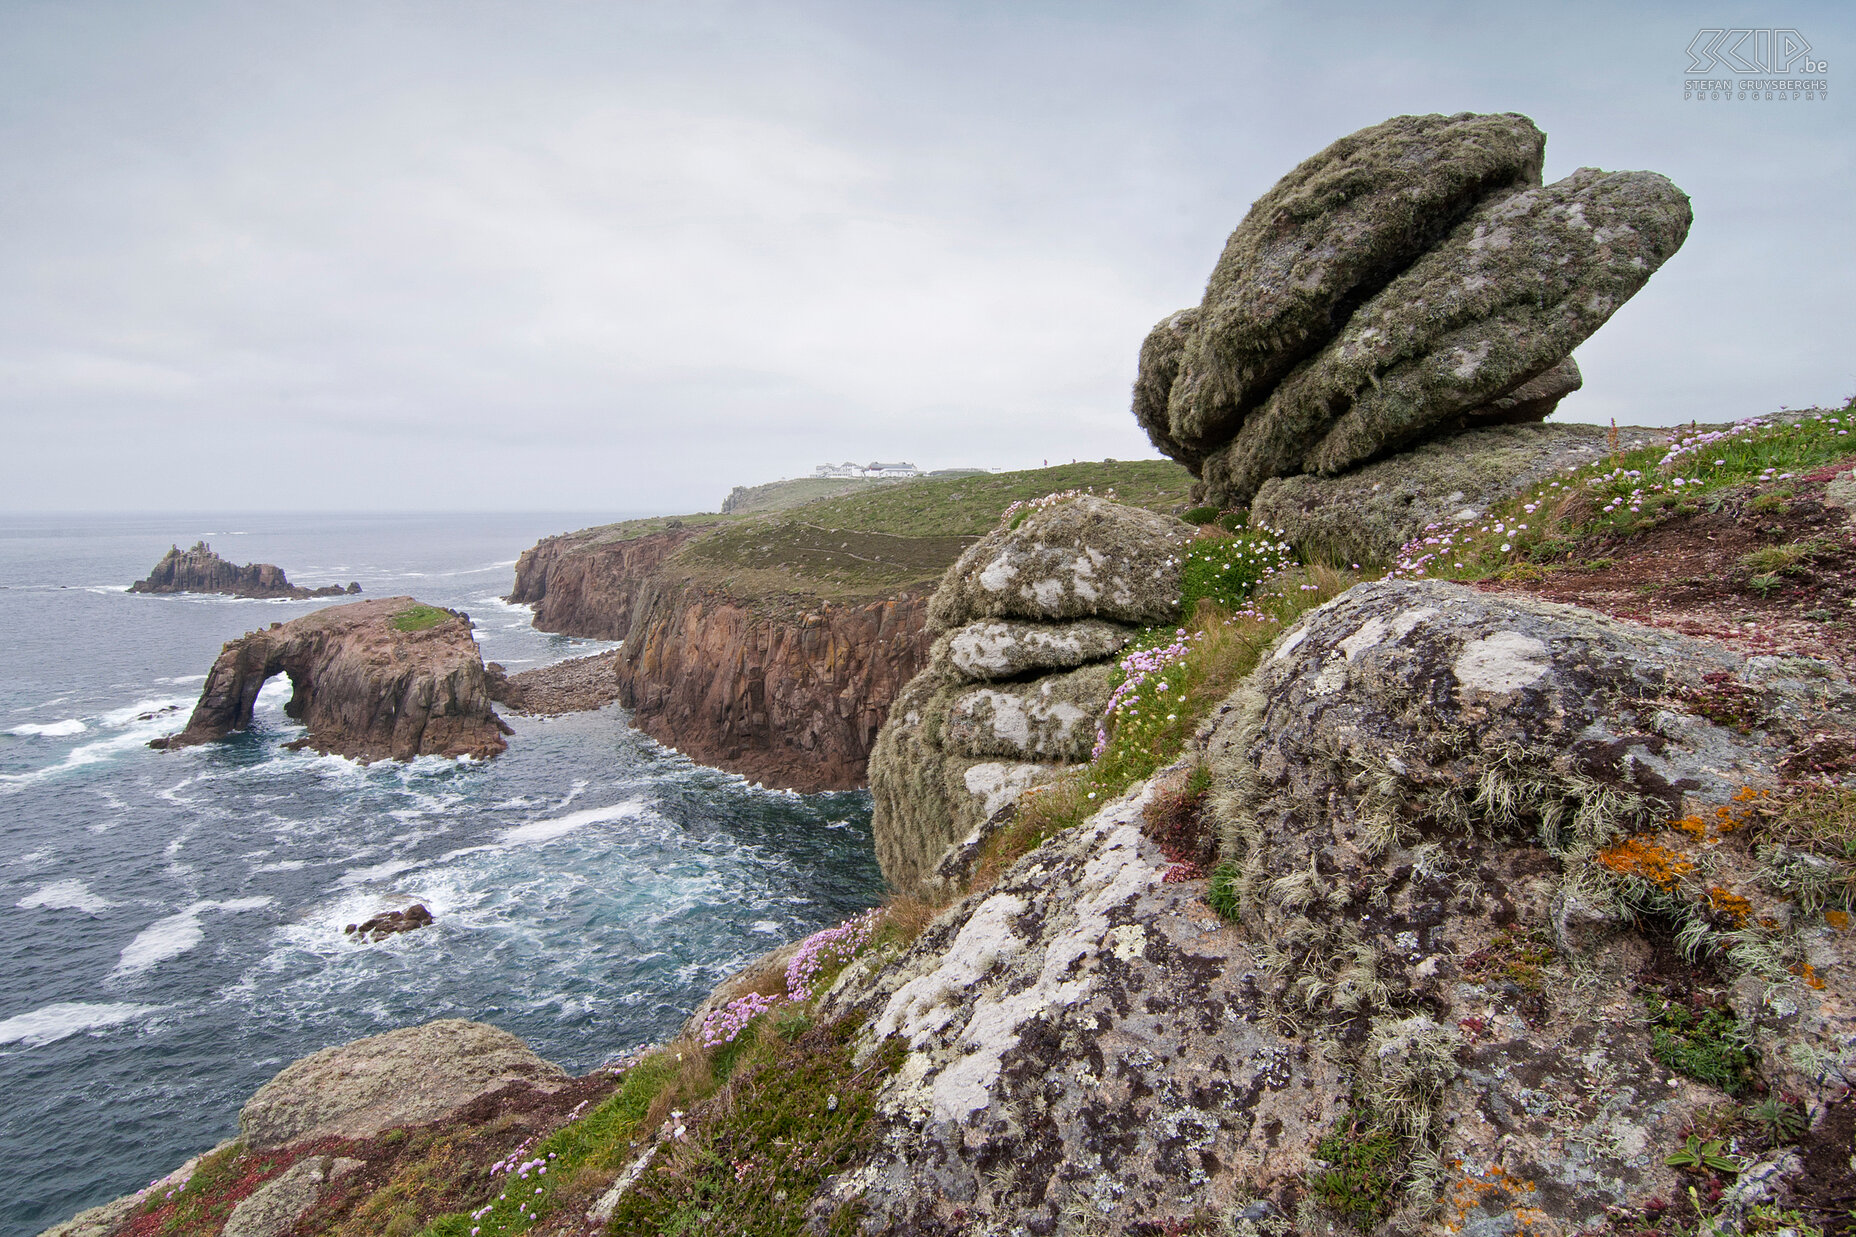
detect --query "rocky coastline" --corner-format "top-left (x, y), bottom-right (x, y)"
top-left (130, 541), bottom-right (361, 600)
top-left (42, 112), bottom-right (1856, 1237)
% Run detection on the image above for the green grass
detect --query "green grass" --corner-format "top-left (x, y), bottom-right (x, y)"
top-left (392, 604), bottom-right (452, 632)
top-left (1310, 1109), bottom-right (1406, 1225)
top-left (604, 1020), bottom-right (905, 1237)
top-left (1384, 402), bottom-right (1856, 582)
top-left (1645, 999), bottom-right (1759, 1097)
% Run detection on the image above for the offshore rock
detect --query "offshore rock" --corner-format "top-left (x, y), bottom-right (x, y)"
top-left (161, 598), bottom-right (511, 762)
top-left (1248, 420), bottom-right (1662, 567)
top-left (946, 617), bottom-right (1137, 681)
top-left (926, 495), bottom-right (1192, 630)
top-left (238, 1019), bottom-right (565, 1150)
top-left (1154, 111), bottom-right (1547, 458)
top-left (129, 541), bottom-right (359, 600)
top-left (1205, 166), bottom-right (1692, 504)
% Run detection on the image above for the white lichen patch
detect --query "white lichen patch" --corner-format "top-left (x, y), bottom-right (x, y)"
top-left (1453, 630), bottom-right (1549, 693)
top-left (963, 761), bottom-right (1051, 820)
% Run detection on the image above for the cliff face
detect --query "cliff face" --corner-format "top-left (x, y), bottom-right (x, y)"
top-left (506, 528), bottom-right (697, 639)
top-left (613, 583), bottom-right (930, 792)
top-left (161, 597), bottom-right (511, 762)
top-left (130, 541), bottom-right (360, 599)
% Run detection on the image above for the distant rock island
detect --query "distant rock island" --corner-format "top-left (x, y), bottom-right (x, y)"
top-left (129, 540), bottom-right (361, 599)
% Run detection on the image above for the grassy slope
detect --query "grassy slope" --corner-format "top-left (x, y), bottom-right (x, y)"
top-left (561, 460), bottom-right (1197, 604)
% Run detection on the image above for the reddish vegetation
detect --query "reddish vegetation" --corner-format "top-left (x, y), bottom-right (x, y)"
top-left (1483, 464), bottom-right (1856, 673)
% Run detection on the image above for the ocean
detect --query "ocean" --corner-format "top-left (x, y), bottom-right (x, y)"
top-left (0, 513), bottom-right (885, 1237)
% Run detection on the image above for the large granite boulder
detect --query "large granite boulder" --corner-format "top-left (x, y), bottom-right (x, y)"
top-left (1248, 420), bottom-right (1662, 567)
top-left (873, 497), bottom-right (1194, 894)
top-left (1155, 112), bottom-right (1546, 459)
top-left (238, 1018), bottom-right (565, 1150)
top-left (926, 496), bottom-right (1192, 630)
top-left (1204, 167), bottom-right (1692, 503)
top-left (1134, 112), bottom-right (1690, 510)
top-left (822, 581), bottom-right (1856, 1234)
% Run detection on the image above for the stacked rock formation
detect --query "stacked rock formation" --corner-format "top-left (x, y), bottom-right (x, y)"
top-left (869, 495), bottom-right (1194, 893)
top-left (1134, 111), bottom-right (1692, 509)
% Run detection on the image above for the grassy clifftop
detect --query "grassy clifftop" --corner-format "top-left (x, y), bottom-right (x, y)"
top-left (556, 459), bottom-right (1196, 602)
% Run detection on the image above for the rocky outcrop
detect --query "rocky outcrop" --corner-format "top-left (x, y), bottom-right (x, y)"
top-left (159, 598), bottom-right (511, 762)
top-left (1248, 420), bottom-right (1663, 567)
top-left (343, 904), bottom-right (434, 941)
top-left (129, 541), bottom-right (360, 599)
top-left (506, 527), bottom-right (697, 639)
top-left (1135, 112), bottom-right (1691, 508)
top-left (821, 579), bottom-right (1856, 1234)
top-left (871, 497), bottom-right (1194, 892)
top-left (485, 650), bottom-right (625, 715)
top-left (239, 1019), bottom-right (565, 1150)
top-left (613, 585), bottom-right (931, 792)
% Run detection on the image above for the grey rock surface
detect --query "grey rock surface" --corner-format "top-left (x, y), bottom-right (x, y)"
top-left (1248, 420), bottom-right (1662, 567)
top-left (828, 582), bottom-right (1854, 1233)
top-left (941, 663), bottom-right (1115, 762)
top-left (238, 1018), bottom-right (565, 1150)
top-left (1206, 167), bottom-right (1692, 504)
top-left (926, 496), bottom-right (1192, 630)
top-left (222, 1156), bottom-right (334, 1237)
top-left (1160, 112), bottom-right (1546, 454)
top-left (946, 617), bottom-right (1137, 681)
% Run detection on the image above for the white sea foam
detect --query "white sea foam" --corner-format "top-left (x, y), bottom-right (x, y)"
top-left (496, 799), bottom-right (645, 847)
top-left (155, 674), bottom-right (208, 686)
top-left (339, 858), bottom-right (421, 887)
top-left (0, 1002), bottom-right (162, 1048)
top-left (112, 898), bottom-right (272, 977)
top-left (8, 719), bottom-right (87, 737)
top-left (99, 696), bottom-right (192, 728)
top-left (18, 880), bottom-right (115, 914)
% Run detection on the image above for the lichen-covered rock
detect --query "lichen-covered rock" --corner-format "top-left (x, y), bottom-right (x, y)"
top-left (1160, 112), bottom-right (1545, 456)
top-left (947, 617), bottom-right (1137, 681)
top-left (1205, 167), bottom-right (1692, 504)
top-left (926, 496), bottom-right (1192, 631)
top-left (1462, 354), bottom-right (1582, 425)
top-left (1130, 307), bottom-right (1203, 467)
top-left (1248, 421), bottom-right (1662, 567)
top-left (941, 663), bottom-right (1115, 762)
top-left (238, 1018), bottom-right (565, 1150)
top-left (221, 1155), bottom-right (362, 1237)
top-left (827, 583), bottom-right (1855, 1234)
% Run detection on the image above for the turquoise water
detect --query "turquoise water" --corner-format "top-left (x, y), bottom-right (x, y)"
top-left (0, 514), bottom-right (884, 1235)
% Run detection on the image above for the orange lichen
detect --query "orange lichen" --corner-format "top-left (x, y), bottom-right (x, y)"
top-left (1706, 887), bottom-right (1752, 926)
top-left (1828, 909), bottom-right (1852, 931)
top-left (1675, 815), bottom-right (1708, 837)
top-left (1597, 837), bottom-right (1697, 891)
top-left (1792, 962), bottom-right (1828, 991)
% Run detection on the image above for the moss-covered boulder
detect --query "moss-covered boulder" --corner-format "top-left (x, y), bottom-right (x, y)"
top-left (946, 616), bottom-right (1137, 681)
top-left (927, 495), bottom-right (1192, 631)
top-left (1205, 166), bottom-right (1692, 505)
top-left (1155, 111), bottom-right (1546, 457)
top-left (1248, 421), bottom-right (1661, 567)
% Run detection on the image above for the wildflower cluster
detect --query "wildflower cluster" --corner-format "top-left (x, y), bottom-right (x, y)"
top-left (999, 487), bottom-right (1108, 528)
top-left (1093, 631), bottom-right (1197, 759)
top-left (1178, 523), bottom-right (1297, 615)
top-left (699, 910), bottom-right (880, 1047)
top-left (1383, 404), bottom-right (1856, 581)
top-left (784, 909), bottom-right (878, 1001)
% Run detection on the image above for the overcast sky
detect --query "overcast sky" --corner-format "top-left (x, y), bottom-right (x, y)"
top-left (2, 1), bottom-right (1849, 515)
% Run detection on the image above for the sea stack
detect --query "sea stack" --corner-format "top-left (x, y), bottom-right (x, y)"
top-left (130, 540), bottom-right (361, 599)
top-left (158, 597), bottom-right (511, 762)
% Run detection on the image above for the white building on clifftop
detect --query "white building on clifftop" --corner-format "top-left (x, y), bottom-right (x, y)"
top-left (813, 461), bottom-right (922, 479)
